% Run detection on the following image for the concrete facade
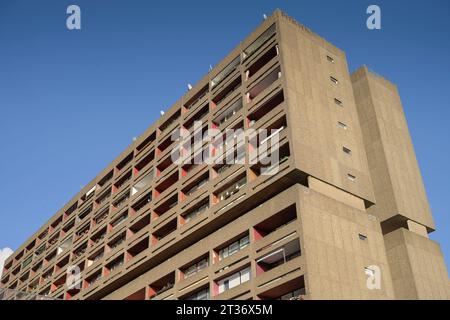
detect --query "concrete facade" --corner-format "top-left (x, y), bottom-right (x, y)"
top-left (1, 10), bottom-right (448, 300)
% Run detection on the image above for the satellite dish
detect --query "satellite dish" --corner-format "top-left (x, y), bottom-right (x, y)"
top-left (187, 83), bottom-right (193, 90)
top-left (160, 110), bottom-right (165, 116)
top-left (263, 14), bottom-right (267, 20)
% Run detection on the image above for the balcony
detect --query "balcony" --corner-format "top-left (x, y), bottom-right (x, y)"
top-left (90, 227), bottom-right (107, 248)
top-left (212, 76), bottom-right (241, 108)
top-left (131, 191), bottom-right (152, 215)
top-left (245, 44), bottom-right (278, 80)
top-left (76, 204), bottom-right (92, 224)
top-left (93, 208), bottom-right (109, 228)
top-left (256, 239), bottom-right (301, 275)
top-left (112, 189), bottom-right (130, 210)
top-left (105, 254), bottom-right (124, 277)
top-left (181, 172), bottom-right (209, 199)
top-left (109, 210), bottom-right (128, 232)
top-left (183, 103), bottom-right (209, 131)
top-left (72, 242), bottom-right (88, 261)
top-left (152, 218), bottom-right (177, 245)
top-left (74, 223), bottom-right (90, 243)
top-left (253, 205), bottom-right (297, 241)
top-left (257, 275), bottom-right (305, 300)
top-left (84, 269), bottom-right (102, 290)
top-left (153, 193), bottom-right (178, 221)
top-left (134, 151), bottom-right (154, 177)
top-left (97, 170), bottom-right (113, 191)
top-left (246, 66), bottom-right (281, 104)
top-left (95, 188), bottom-right (111, 208)
top-left (155, 168), bottom-right (178, 196)
top-left (248, 90), bottom-right (284, 127)
top-left (183, 287), bottom-right (210, 300)
top-left (107, 232), bottom-right (126, 253)
top-left (212, 98), bottom-right (243, 128)
top-left (86, 248), bottom-right (104, 268)
top-left (116, 152), bottom-right (133, 175)
top-left (131, 170), bottom-right (153, 196)
top-left (159, 110), bottom-right (181, 136)
top-left (180, 255), bottom-right (209, 280)
top-left (148, 272), bottom-right (175, 300)
top-left (211, 56), bottom-right (240, 90)
top-left (113, 170), bottom-right (132, 193)
top-left (128, 214), bottom-right (150, 239)
top-left (135, 131), bottom-right (156, 156)
top-left (242, 24), bottom-right (276, 61)
top-left (214, 266), bottom-right (251, 297)
top-left (180, 198), bottom-right (209, 225)
top-left (215, 234), bottom-right (250, 263)
top-left (183, 84), bottom-right (209, 112)
top-left (213, 175), bottom-right (247, 204)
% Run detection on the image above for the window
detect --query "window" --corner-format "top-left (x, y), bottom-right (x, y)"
top-left (213, 98), bottom-right (243, 126)
top-left (359, 234), bottom-right (367, 241)
top-left (330, 76), bottom-right (338, 84)
top-left (216, 176), bottom-right (247, 202)
top-left (211, 56), bottom-right (240, 89)
top-left (326, 55), bottom-right (335, 63)
top-left (185, 288), bottom-right (210, 300)
top-left (278, 288), bottom-right (304, 300)
top-left (218, 235), bottom-right (250, 261)
top-left (364, 266), bottom-right (376, 277)
top-left (242, 24), bottom-right (276, 60)
top-left (338, 121), bottom-right (347, 129)
top-left (246, 66), bottom-right (281, 103)
top-left (217, 266), bottom-right (251, 294)
top-left (182, 200), bottom-right (209, 224)
top-left (111, 211), bottom-right (128, 228)
top-left (343, 146), bottom-right (352, 155)
top-left (182, 256), bottom-right (209, 279)
top-left (256, 239), bottom-right (301, 273)
top-left (334, 98), bottom-right (343, 107)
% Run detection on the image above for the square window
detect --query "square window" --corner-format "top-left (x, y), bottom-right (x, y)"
top-left (343, 147), bottom-right (352, 155)
top-left (240, 235), bottom-right (250, 249)
top-left (338, 121), bottom-right (347, 129)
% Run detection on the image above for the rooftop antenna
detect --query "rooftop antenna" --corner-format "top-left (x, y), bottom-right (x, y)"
top-left (187, 83), bottom-right (193, 90)
top-left (263, 14), bottom-right (267, 20)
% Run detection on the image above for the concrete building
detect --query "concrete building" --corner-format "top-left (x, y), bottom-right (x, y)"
top-left (1, 10), bottom-right (448, 300)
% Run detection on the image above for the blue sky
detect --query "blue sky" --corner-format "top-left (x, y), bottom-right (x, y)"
top-left (0, 0), bottom-right (449, 270)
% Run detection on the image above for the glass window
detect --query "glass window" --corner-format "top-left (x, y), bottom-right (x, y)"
top-left (240, 235), bottom-right (250, 249)
top-left (228, 241), bottom-right (240, 255)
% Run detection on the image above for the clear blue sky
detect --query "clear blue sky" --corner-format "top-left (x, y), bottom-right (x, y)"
top-left (0, 0), bottom-right (449, 268)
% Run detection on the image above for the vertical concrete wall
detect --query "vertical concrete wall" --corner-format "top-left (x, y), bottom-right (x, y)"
top-left (384, 228), bottom-right (450, 299)
top-left (276, 13), bottom-right (375, 204)
top-left (297, 184), bottom-right (395, 299)
top-left (351, 66), bottom-right (434, 229)
top-left (352, 66), bottom-right (448, 299)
